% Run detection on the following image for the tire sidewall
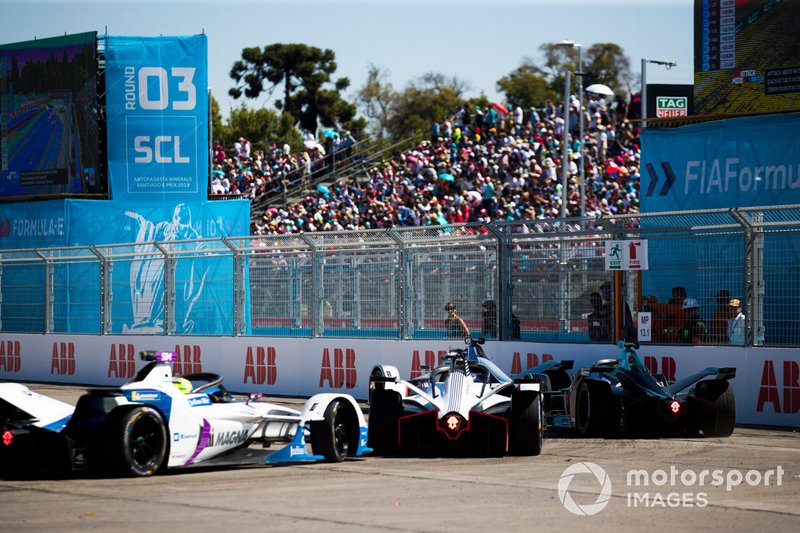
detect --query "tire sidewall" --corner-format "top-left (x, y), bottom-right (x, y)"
top-left (117, 407), bottom-right (168, 477)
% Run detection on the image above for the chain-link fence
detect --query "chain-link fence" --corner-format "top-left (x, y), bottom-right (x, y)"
top-left (2, 206), bottom-right (799, 347)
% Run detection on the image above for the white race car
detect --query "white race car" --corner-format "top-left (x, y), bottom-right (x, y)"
top-left (368, 337), bottom-right (543, 457)
top-left (0, 350), bottom-right (370, 477)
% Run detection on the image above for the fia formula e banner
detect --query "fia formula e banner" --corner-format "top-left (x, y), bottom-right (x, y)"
top-left (640, 113), bottom-right (800, 212)
top-left (0, 198), bottom-right (250, 335)
top-left (105, 35), bottom-right (208, 201)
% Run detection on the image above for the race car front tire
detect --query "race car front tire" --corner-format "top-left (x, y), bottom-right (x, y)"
top-left (106, 406), bottom-right (168, 477)
top-left (695, 380), bottom-right (736, 437)
top-left (367, 389), bottom-right (402, 455)
top-left (508, 390), bottom-right (543, 456)
top-left (311, 399), bottom-right (357, 462)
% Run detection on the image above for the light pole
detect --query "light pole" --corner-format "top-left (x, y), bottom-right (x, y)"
top-left (558, 40), bottom-right (584, 218)
top-left (641, 59), bottom-right (677, 128)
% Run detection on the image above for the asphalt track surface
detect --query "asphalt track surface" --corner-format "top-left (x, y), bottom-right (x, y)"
top-left (2, 384), bottom-right (798, 532)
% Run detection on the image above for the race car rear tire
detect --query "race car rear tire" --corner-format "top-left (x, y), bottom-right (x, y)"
top-left (367, 389), bottom-right (402, 455)
top-left (575, 380), bottom-right (617, 437)
top-left (107, 407), bottom-right (168, 477)
top-left (509, 390), bottom-right (543, 456)
top-left (695, 380), bottom-right (736, 437)
top-left (311, 399), bottom-right (357, 462)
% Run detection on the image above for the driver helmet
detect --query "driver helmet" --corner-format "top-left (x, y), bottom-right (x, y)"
top-left (172, 377), bottom-right (193, 394)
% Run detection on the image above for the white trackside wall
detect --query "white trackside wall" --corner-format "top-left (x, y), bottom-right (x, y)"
top-left (0, 334), bottom-right (797, 428)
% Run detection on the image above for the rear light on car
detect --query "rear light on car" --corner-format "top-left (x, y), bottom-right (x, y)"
top-left (670, 400), bottom-right (681, 414)
top-left (446, 415), bottom-right (460, 431)
top-left (2, 430), bottom-right (12, 447)
top-left (439, 412), bottom-right (466, 439)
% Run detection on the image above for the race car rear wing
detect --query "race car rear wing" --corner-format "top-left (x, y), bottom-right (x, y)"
top-left (665, 366), bottom-right (737, 396)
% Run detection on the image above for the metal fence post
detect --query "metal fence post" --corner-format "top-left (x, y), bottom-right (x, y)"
top-left (154, 243), bottom-right (174, 335)
top-left (300, 234), bottom-right (319, 337)
top-left (486, 223), bottom-right (507, 339)
top-left (730, 208), bottom-right (755, 346)
top-left (90, 246), bottom-right (108, 334)
top-left (223, 238), bottom-right (245, 337)
top-left (388, 229), bottom-right (405, 339)
top-left (36, 252), bottom-right (52, 334)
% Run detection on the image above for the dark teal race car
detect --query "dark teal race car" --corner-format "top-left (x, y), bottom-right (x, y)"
top-left (516, 341), bottom-right (736, 438)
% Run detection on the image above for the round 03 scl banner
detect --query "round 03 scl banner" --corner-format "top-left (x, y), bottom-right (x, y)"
top-left (104, 35), bottom-right (209, 202)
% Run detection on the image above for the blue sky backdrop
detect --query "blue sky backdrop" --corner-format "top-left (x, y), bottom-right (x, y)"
top-left (0, 0), bottom-right (694, 117)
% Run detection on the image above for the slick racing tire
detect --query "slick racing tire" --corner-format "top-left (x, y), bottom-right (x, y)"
top-left (575, 380), bottom-right (617, 438)
top-left (509, 390), bottom-right (543, 456)
top-left (695, 380), bottom-right (736, 437)
top-left (367, 389), bottom-right (402, 456)
top-left (311, 399), bottom-right (357, 462)
top-left (107, 407), bottom-right (168, 477)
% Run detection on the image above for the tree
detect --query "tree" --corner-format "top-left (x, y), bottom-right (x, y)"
top-left (539, 42), bottom-right (632, 99)
top-left (496, 60), bottom-right (558, 110)
top-left (224, 105), bottom-right (302, 151)
top-left (210, 94), bottom-right (228, 145)
top-left (228, 43), bottom-right (358, 134)
top-left (583, 43), bottom-right (632, 95)
top-left (385, 73), bottom-right (468, 143)
top-left (357, 64), bottom-right (397, 143)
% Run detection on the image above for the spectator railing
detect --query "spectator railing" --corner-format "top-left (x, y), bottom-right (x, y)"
top-left (243, 133), bottom-right (422, 220)
top-left (2, 205), bottom-right (799, 347)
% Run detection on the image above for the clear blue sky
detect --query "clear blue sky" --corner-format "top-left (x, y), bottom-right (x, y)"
top-left (0, 0), bottom-right (694, 118)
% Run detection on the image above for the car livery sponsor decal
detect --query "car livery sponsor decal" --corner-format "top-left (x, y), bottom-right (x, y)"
top-left (187, 396), bottom-right (212, 407)
top-left (131, 391), bottom-right (161, 401)
top-left (289, 445), bottom-right (305, 457)
top-left (123, 390), bottom-right (173, 421)
top-left (208, 428), bottom-right (250, 447)
top-left (173, 432), bottom-right (199, 442)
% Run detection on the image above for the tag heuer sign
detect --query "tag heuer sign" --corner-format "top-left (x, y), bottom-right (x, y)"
top-left (656, 97), bottom-right (688, 118)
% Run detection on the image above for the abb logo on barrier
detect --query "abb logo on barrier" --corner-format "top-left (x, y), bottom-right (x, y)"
top-left (410, 350), bottom-right (448, 378)
top-left (173, 345), bottom-right (202, 375)
top-left (244, 346), bottom-right (277, 385)
top-left (757, 360), bottom-right (800, 414)
top-left (51, 342), bottom-right (76, 376)
top-left (0, 340), bottom-right (22, 373)
top-left (108, 344), bottom-right (136, 378)
top-left (510, 352), bottom-right (553, 374)
top-left (319, 348), bottom-right (356, 389)
top-left (108, 344), bottom-right (203, 379)
top-left (644, 356), bottom-right (677, 383)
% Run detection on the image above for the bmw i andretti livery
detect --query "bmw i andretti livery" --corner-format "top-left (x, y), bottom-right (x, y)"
top-left (0, 350), bottom-right (371, 477)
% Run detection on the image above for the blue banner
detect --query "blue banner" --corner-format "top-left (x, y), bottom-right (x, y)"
top-left (105, 35), bottom-right (208, 201)
top-left (640, 113), bottom-right (800, 212)
top-left (0, 198), bottom-right (250, 336)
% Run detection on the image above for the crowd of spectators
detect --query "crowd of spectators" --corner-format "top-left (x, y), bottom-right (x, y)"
top-left (210, 131), bottom-right (360, 201)
top-left (217, 93), bottom-right (643, 235)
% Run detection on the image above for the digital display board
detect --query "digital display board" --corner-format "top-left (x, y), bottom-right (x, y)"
top-left (694, 0), bottom-right (800, 115)
top-left (0, 32), bottom-right (103, 198)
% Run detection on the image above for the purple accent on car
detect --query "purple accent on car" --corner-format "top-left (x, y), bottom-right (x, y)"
top-left (155, 351), bottom-right (176, 363)
top-left (182, 418), bottom-right (211, 467)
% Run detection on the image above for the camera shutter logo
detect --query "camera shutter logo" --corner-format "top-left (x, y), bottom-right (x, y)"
top-left (558, 462), bottom-right (613, 516)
